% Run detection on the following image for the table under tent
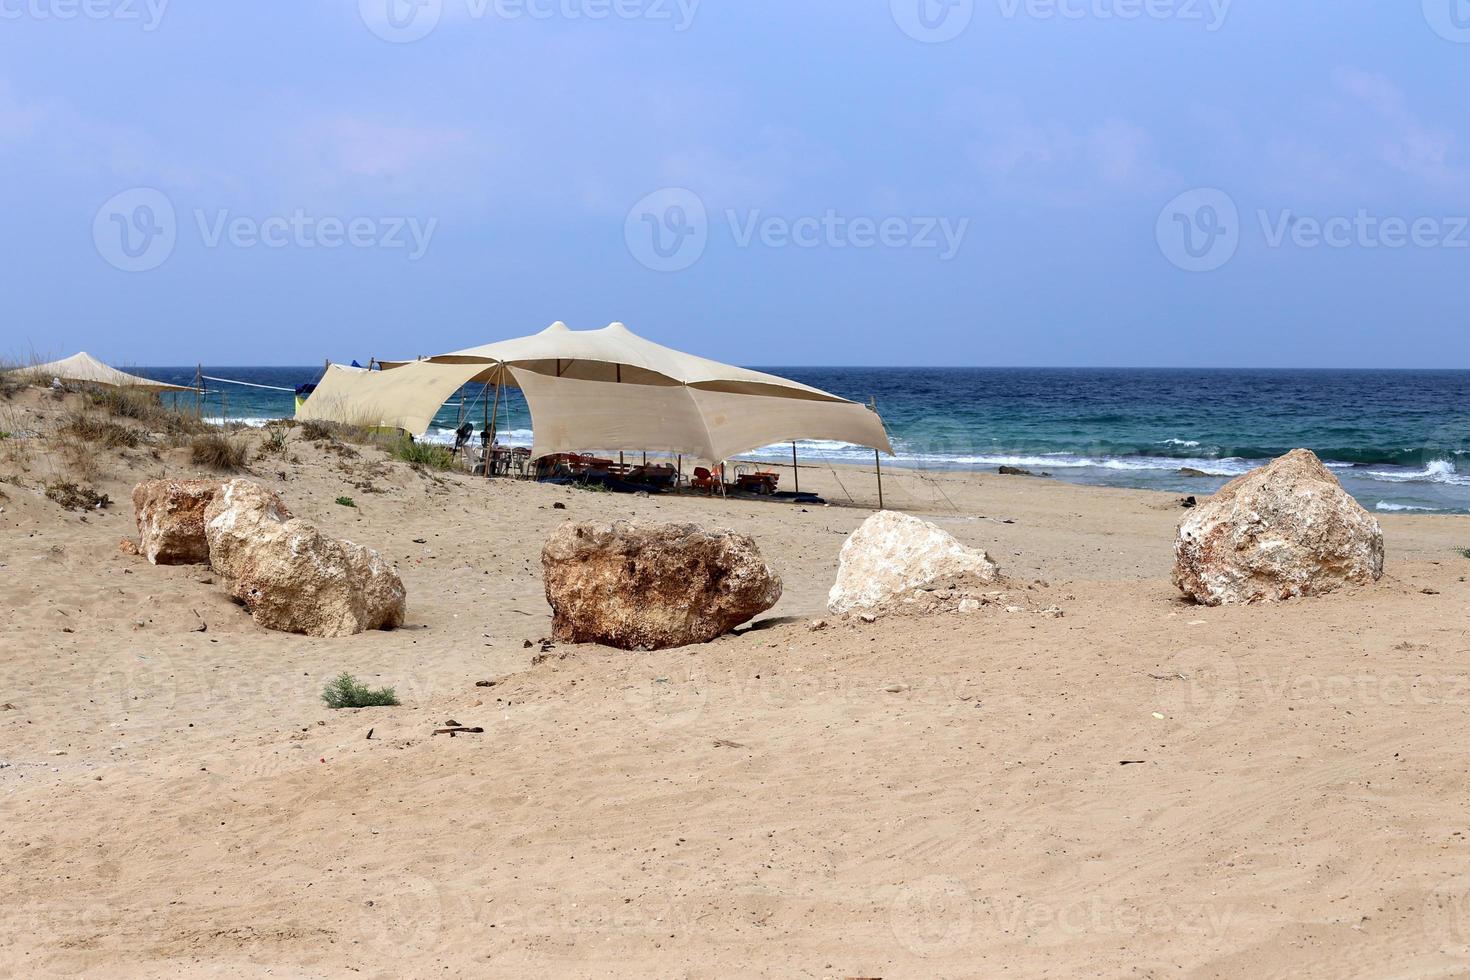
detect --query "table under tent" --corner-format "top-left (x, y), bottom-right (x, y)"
top-left (297, 322), bottom-right (894, 504)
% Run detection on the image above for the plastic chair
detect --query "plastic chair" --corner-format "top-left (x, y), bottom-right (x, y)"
top-left (691, 466), bottom-right (720, 494)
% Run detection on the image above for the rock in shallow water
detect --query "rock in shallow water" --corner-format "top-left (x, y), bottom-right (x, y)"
top-left (132, 479), bottom-right (224, 565)
top-left (828, 511), bottom-right (1000, 616)
top-left (541, 520), bottom-right (782, 650)
top-left (1173, 448), bottom-right (1384, 606)
top-left (204, 480), bottom-right (405, 637)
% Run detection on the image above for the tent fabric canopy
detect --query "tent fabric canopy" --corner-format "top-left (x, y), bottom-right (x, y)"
top-left (296, 360), bottom-right (485, 436)
top-left (20, 352), bottom-right (192, 393)
top-left (298, 322), bottom-right (893, 463)
top-left (509, 366), bottom-right (891, 463)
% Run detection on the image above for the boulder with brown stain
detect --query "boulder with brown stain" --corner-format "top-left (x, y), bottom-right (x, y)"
top-left (1173, 448), bottom-right (1384, 605)
top-left (542, 520), bottom-right (782, 650)
top-left (132, 479), bottom-right (224, 565)
top-left (204, 479), bottom-right (405, 637)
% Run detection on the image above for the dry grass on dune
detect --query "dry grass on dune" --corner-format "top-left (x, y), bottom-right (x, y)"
top-left (189, 431), bottom-right (249, 471)
top-left (87, 386), bottom-right (211, 438)
top-left (59, 410), bottom-right (142, 450)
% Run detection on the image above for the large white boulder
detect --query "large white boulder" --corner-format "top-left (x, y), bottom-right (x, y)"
top-left (204, 480), bottom-right (406, 637)
top-left (828, 511), bottom-right (1000, 615)
top-left (1173, 448), bottom-right (1384, 605)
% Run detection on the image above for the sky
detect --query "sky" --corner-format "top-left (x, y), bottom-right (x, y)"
top-left (1, 0), bottom-right (1468, 368)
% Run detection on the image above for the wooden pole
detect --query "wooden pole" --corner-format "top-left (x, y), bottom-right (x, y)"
top-left (875, 449), bottom-right (884, 510)
top-left (792, 442), bottom-right (799, 494)
top-left (487, 368), bottom-right (503, 478)
top-left (489, 370), bottom-right (502, 441)
top-left (868, 396), bottom-right (883, 510)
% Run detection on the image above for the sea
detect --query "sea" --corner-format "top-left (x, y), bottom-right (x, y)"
top-left (139, 366), bottom-right (1470, 516)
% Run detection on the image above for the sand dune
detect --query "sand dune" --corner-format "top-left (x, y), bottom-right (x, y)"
top-left (3, 389), bottom-right (1470, 978)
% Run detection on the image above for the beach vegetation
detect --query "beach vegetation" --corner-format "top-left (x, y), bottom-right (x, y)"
top-left (190, 432), bottom-right (249, 471)
top-left (256, 426), bottom-right (290, 459)
top-left (300, 419), bottom-right (336, 442)
top-left (335, 496), bottom-right (356, 508)
top-left (45, 481), bottom-right (109, 511)
top-left (60, 411), bottom-right (142, 450)
top-left (1459, 548), bottom-right (1470, 560)
top-left (391, 437), bottom-right (455, 471)
top-left (321, 672), bottom-right (399, 709)
top-left (88, 386), bottom-right (211, 437)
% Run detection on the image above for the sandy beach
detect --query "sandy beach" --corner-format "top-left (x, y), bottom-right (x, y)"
top-left (1, 387), bottom-right (1468, 978)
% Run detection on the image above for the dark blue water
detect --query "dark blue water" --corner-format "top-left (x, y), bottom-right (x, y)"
top-left (141, 367), bottom-right (1470, 515)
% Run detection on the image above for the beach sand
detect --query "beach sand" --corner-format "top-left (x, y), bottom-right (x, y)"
top-left (3, 388), bottom-right (1470, 978)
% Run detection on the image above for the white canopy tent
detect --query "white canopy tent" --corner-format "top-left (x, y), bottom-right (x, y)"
top-left (300, 322), bottom-right (893, 467)
top-left (18, 352), bottom-right (192, 393)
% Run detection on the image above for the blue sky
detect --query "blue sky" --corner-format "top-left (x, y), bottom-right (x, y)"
top-left (2, 1), bottom-right (1468, 367)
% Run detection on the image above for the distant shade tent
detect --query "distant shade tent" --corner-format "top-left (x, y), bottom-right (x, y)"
top-left (18, 352), bottom-right (192, 393)
top-left (298, 322), bottom-right (893, 465)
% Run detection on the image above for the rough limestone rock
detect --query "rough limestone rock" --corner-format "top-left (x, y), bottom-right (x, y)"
top-left (828, 511), bottom-right (1000, 616)
top-left (204, 480), bottom-right (405, 637)
top-left (542, 520), bottom-right (782, 650)
top-left (1173, 448), bottom-right (1384, 605)
top-left (132, 479), bottom-right (225, 565)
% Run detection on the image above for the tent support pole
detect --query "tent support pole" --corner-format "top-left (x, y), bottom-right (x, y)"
top-left (792, 442), bottom-right (799, 494)
top-left (868, 396), bottom-right (883, 510)
top-left (486, 370), bottom-right (503, 480)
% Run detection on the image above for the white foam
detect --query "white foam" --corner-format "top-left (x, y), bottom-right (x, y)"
top-left (1362, 460), bottom-right (1467, 486)
top-left (1374, 501), bottom-right (1439, 512)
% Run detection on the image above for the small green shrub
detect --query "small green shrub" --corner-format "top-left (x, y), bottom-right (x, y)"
top-left (392, 437), bottom-right (455, 471)
top-left (336, 496), bottom-right (356, 508)
top-left (321, 673), bottom-right (399, 709)
top-left (257, 426), bottom-right (289, 459)
top-left (1459, 548), bottom-right (1470, 560)
top-left (190, 432), bottom-right (248, 471)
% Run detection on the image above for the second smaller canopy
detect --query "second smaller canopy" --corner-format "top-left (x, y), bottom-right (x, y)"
top-left (19, 352), bottom-right (192, 393)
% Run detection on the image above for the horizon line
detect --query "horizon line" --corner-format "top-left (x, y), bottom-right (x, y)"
top-left (126, 363), bottom-right (1470, 373)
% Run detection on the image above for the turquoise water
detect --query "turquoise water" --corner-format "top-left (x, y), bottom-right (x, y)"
top-left (142, 366), bottom-right (1470, 515)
